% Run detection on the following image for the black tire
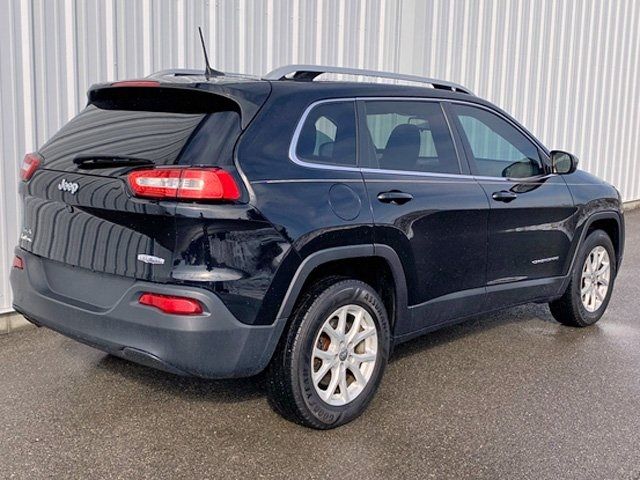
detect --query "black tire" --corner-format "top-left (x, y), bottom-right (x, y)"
top-left (266, 277), bottom-right (391, 429)
top-left (549, 229), bottom-right (616, 327)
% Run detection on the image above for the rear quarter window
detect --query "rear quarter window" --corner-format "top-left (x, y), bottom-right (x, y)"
top-left (295, 101), bottom-right (357, 167)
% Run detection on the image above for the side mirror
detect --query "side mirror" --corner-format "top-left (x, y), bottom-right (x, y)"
top-left (550, 150), bottom-right (579, 175)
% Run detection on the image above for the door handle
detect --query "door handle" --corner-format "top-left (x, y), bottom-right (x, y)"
top-left (492, 190), bottom-right (518, 202)
top-left (377, 190), bottom-right (414, 205)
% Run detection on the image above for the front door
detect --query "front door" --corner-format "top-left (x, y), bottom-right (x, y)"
top-left (358, 99), bottom-right (490, 335)
top-left (447, 103), bottom-right (575, 307)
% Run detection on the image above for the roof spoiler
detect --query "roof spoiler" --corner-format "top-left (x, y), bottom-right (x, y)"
top-left (86, 79), bottom-right (270, 129)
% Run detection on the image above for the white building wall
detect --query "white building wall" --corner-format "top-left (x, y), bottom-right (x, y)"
top-left (0, 0), bottom-right (639, 312)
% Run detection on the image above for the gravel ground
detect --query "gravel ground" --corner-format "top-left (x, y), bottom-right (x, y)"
top-left (1, 209), bottom-right (638, 480)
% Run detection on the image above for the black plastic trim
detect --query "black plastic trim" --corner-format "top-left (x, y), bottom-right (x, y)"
top-left (276, 244), bottom-right (409, 333)
top-left (10, 249), bottom-right (283, 379)
top-left (560, 210), bottom-right (624, 294)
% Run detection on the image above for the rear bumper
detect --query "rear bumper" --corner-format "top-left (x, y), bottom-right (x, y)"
top-left (10, 249), bottom-right (285, 378)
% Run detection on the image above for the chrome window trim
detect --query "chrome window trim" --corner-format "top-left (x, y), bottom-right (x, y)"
top-left (357, 97), bottom-right (550, 159)
top-left (288, 98), bottom-right (360, 172)
top-left (358, 98), bottom-right (465, 175)
top-left (447, 100), bottom-right (549, 179)
top-left (251, 177), bottom-right (479, 185)
top-left (442, 99), bottom-right (549, 156)
top-left (288, 96), bottom-right (551, 182)
top-left (359, 167), bottom-right (475, 180)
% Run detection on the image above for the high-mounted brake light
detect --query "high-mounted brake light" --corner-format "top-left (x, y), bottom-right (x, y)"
top-left (21, 153), bottom-right (42, 181)
top-left (127, 168), bottom-right (241, 201)
top-left (139, 293), bottom-right (204, 315)
top-left (111, 80), bottom-right (160, 88)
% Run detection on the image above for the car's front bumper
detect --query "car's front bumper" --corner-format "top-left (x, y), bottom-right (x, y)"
top-left (10, 249), bottom-right (285, 378)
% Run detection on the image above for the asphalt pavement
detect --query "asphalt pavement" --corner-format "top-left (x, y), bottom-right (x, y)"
top-left (1, 209), bottom-right (639, 479)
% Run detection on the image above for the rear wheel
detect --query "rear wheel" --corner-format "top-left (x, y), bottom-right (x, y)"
top-left (266, 277), bottom-right (391, 429)
top-left (549, 229), bottom-right (616, 327)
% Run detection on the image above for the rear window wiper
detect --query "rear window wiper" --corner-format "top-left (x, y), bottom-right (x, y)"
top-left (73, 155), bottom-right (155, 169)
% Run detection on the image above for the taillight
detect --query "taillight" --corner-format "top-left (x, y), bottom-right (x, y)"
top-left (128, 169), bottom-right (182, 199)
top-left (139, 293), bottom-right (204, 315)
top-left (21, 153), bottom-right (42, 181)
top-left (111, 80), bottom-right (160, 88)
top-left (127, 168), bottom-right (241, 201)
top-left (12, 255), bottom-right (24, 270)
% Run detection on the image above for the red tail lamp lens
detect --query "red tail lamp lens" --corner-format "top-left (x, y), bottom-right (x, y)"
top-left (21, 153), bottom-right (42, 181)
top-left (139, 293), bottom-right (204, 315)
top-left (12, 256), bottom-right (24, 270)
top-left (128, 169), bottom-right (182, 199)
top-left (127, 168), bottom-right (240, 201)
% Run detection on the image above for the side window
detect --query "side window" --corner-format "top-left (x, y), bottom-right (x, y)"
top-left (451, 104), bottom-right (543, 178)
top-left (362, 101), bottom-right (459, 174)
top-left (295, 102), bottom-right (356, 166)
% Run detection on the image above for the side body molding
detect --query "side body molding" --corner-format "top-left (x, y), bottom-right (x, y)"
top-left (275, 244), bottom-right (409, 334)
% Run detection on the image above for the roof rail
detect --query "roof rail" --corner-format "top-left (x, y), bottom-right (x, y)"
top-left (263, 65), bottom-right (473, 94)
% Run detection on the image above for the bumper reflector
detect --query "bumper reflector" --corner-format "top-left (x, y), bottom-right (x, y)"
top-left (139, 293), bottom-right (204, 315)
top-left (12, 255), bottom-right (24, 270)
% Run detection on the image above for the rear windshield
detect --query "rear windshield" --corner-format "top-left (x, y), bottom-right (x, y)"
top-left (39, 91), bottom-right (241, 171)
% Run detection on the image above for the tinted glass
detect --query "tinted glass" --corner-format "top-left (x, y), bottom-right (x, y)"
top-left (451, 104), bottom-right (543, 178)
top-left (178, 111), bottom-right (241, 166)
top-left (296, 102), bottom-right (357, 166)
top-left (363, 101), bottom-right (459, 174)
top-left (39, 98), bottom-right (241, 172)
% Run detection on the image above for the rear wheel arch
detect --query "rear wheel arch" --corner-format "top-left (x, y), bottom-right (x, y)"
top-left (275, 245), bottom-right (409, 334)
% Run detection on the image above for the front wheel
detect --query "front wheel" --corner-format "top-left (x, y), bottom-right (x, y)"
top-left (266, 278), bottom-right (391, 429)
top-left (550, 229), bottom-right (616, 327)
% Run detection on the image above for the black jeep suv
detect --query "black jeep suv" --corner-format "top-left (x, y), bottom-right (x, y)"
top-left (11, 65), bottom-right (624, 429)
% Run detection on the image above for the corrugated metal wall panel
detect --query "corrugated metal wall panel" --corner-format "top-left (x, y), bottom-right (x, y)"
top-left (0, 0), bottom-right (639, 311)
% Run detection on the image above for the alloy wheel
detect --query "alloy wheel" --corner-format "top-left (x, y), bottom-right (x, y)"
top-left (580, 245), bottom-right (611, 312)
top-left (311, 304), bottom-right (378, 406)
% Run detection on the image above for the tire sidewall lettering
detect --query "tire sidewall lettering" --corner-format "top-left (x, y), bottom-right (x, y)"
top-left (295, 282), bottom-right (390, 427)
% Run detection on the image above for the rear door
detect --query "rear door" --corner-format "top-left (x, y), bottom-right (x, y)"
top-left (20, 86), bottom-right (245, 283)
top-left (447, 102), bottom-right (575, 305)
top-left (358, 99), bottom-right (489, 335)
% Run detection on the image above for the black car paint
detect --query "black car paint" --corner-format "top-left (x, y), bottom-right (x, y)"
top-left (11, 75), bottom-right (625, 378)
top-left (241, 83), bottom-right (623, 328)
